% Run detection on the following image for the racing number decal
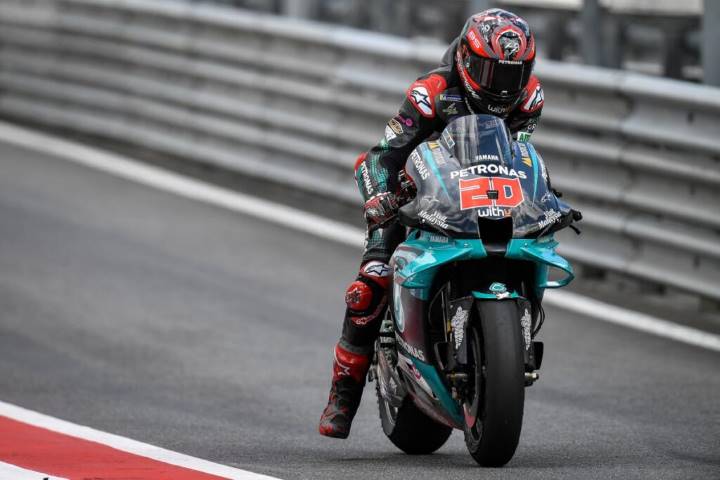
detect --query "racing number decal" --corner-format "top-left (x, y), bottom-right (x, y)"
top-left (459, 177), bottom-right (524, 210)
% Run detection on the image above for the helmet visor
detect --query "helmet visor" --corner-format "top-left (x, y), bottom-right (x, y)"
top-left (466, 56), bottom-right (533, 96)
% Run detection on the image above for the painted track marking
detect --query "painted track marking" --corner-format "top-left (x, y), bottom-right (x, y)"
top-left (0, 461), bottom-right (67, 480)
top-left (0, 120), bottom-right (718, 354)
top-left (0, 401), bottom-right (280, 480)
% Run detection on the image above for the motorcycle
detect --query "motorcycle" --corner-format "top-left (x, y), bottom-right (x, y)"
top-left (372, 114), bottom-right (581, 467)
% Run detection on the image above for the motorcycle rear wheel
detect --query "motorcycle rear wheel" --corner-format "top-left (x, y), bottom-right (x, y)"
top-left (376, 378), bottom-right (452, 454)
top-left (463, 301), bottom-right (525, 467)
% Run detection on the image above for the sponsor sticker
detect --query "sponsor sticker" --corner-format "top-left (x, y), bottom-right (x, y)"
top-left (388, 117), bottom-right (404, 135)
top-left (450, 306), bottom-right (468, 349)
top-left (397, 334), bottom-right (426, 361)
top-left (398, 353), bottom-right (435, 398)
top-left (450, 163), bottom-right (527, 180)
top-left (360, 163), bottom-right (374, 196)
top-left (487, 103), bottom-right (510, 115)
top-left (384, 125), bottom-right (397, 141)
top-left (432, 150), bottom-right (447, 166)
top-left (539, 152), bottom-right (548, 182)
top-left (427, 233), bottom-right (450, 243)
top-left (540, 191), bottom-right (555, 204)
top-left (410, 86), bottom-right (433, 116)
top-left (517, 142), bottom-right (532, 166)
top-left (442, 103), bottom-right (459, 116)
top-left (475, 154), bottom-right (500, 161)
top-left (439, 93), bottom-right (463, 102)
top-left (418, 210), bottom-right (450, 229)
top-left (521, 308), bottom-right (532, 349)
top-left (410, 150), bottom-right (429, 180)
top-left (442, 129), bottom-right (455, 149)
top-left (537, 209), bottom-right (562, 229)
top-left (517, 131), bottom-right (532, 143)
top-left (477, 206), bottom-right (512, 217)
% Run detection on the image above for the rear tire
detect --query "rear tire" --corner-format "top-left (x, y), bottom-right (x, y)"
top-left (376, 379), bottom-right (452, 454)
top-left (464, 301), bottom-right (525, 467)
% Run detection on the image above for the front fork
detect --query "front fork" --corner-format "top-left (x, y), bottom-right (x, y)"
top-left (444, 296), bottom-right (544, 392)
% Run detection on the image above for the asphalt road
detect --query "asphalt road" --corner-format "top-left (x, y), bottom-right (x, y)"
top-left (0, 141), bottom-right (718, 480)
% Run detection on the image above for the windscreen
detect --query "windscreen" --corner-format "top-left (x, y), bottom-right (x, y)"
top-left (399, 114), bottom-right (570, 238)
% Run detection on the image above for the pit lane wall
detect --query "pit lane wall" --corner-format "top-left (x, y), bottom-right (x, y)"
top-left (1, 0), bottom-right (719, 304)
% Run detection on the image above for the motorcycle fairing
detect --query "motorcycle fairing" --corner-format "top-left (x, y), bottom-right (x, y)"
top-left (389, 229), bottom-right (574, 428)
top-left (506, 237), bottom-right (574, 292)
top-left (410, 357), bottom-right (464, 427)
top-left (393, 230), bottom-right (573, 292)
top-left (393, 231), bottom-right (487, 291)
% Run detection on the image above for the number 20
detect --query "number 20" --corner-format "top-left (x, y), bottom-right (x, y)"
top-left (459, 177), bottom-right (524, 210)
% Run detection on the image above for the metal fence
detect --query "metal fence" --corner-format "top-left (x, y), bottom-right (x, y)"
top-left (0, 0), bottom-right (719, 305)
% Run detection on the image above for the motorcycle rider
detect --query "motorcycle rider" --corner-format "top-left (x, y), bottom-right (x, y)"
top-left (319, 8), bottom-right (544, 438)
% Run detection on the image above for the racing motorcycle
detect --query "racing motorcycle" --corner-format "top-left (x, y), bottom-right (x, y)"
top-left (371, 114), bottom-right (581, 467)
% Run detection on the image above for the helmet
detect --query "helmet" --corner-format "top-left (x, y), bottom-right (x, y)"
top-left (455, 9), bottom-right (536, 113)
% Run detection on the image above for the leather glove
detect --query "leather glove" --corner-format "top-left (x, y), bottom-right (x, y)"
top-left (364, 192), bottom-right (399, 227)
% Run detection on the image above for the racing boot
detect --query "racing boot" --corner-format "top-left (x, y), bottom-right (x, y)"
top-left (318, 343), bottom-right (370, 438)
top-left (319, 261), bottom-right (391, 438)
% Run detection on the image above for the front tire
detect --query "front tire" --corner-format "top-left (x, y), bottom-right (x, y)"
top-left (464, 301), bottom-right (525, 467)
top-left (376, 375), bottom-right (452, 454)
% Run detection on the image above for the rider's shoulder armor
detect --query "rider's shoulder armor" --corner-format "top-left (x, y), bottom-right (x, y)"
top-left (517, 75), bottom-right (544, 114)
top-left (406, 72), bottom-right (448, 119)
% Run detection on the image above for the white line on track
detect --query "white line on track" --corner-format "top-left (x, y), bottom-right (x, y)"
top-left (0, 120), bottom-right (718, 355)
top-left (0, 400), bottom-right (280, 480)
top-left (545, 290), bottom-right (720, 352)
top-left (0, 461), bottom-right (67, 480)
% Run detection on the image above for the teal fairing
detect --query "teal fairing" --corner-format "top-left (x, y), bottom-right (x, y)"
top-left (392, 230), bottom-right (573, 295)
top-left (398, 114), bottom-right (572, 239)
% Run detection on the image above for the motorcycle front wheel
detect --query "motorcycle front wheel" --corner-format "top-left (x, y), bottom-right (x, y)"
top-left (463, 301), bottom-right (525, 467)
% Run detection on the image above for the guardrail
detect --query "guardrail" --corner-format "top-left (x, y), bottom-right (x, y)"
top-left (1, 0), bottom-right (719, 304)
top-left (208, 0), bottom-right (706, 82)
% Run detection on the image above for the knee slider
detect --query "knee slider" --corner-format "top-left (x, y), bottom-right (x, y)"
top-left (345, 280), bottom-right (373, 312)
